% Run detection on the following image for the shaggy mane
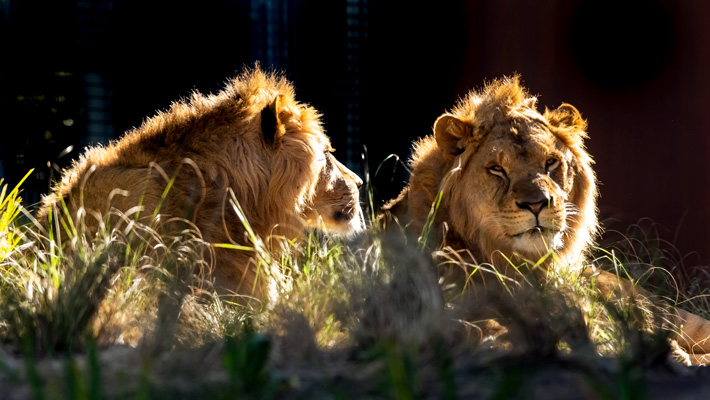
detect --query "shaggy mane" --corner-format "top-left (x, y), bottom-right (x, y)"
top-left (37, 65), bottom-right (337, 298)
top-left (386, 75), bottom-right (598, 273)
top-left (450, 75), bottom-right (536, 124)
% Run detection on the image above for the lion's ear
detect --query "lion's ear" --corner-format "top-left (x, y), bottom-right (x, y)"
top-left (434, 113), bottom-right (470, 158)
top-left (261, 94), bottom-right (286, 147)
top-left (545, 103), bottom-right (587, 131)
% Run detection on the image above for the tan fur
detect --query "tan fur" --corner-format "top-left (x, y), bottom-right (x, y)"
top-left (383, 76), bottom-right (710, 363)
top-left (385, 76), bottom-right (597, 271)
top-left (37, 66), bottom-right (363, 299)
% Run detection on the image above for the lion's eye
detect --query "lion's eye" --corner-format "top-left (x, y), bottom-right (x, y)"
top-left (488, 165), bottom-right (506, 177)
top-left (545, 158), bottom-right (559, 170)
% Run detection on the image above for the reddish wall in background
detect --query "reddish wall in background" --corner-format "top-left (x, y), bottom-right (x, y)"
top-left (2, 0), bottom-right (708, 266)
top-left (454, 1), bottom-right (710, 265)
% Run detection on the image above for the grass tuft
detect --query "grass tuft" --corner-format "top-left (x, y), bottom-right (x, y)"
top-left (0, 171), bottom-right (707, 397)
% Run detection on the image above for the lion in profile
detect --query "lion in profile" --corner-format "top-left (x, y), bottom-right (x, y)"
top-left (37, 66), bottom-right (364, 299)
top-left (383, 76), bottom-right (710, 363)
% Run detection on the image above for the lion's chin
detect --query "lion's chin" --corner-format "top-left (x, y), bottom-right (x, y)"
top-left (510, 228), bottom-right (563, 259)
top-left (306, 209), bottom-right (365, 237)
top-left (329, 212), bottom-right (365, 237)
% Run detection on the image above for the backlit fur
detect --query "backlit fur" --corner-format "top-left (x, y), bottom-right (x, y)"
top-left (383, 76), bottom-right (710, 363)
top-left (37, 66), bottom-right (363, 298)
top-left (384, 76), bottom-right (598, 272)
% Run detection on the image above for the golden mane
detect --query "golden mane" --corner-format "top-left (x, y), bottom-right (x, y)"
top-left (385, 75), bottom-right (598, 269)
top-left (384, 76), bottom-right (710, 365)
top-left (36, 65), bottom-right (361, 298)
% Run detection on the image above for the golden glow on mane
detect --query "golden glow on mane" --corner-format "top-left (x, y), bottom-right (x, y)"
top-left (386, 75), bottom-right (598, 270)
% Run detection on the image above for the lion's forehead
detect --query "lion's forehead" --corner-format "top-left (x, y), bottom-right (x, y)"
top-left (292, 121), bottom-right (330, 150)
top-left (481, 126), bottom-right (559, 164)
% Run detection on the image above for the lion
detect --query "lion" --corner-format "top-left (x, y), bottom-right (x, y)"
top-left (383, 76), bottom-right (710, 363)
top-left (36, 65), bottom-right (364, 300)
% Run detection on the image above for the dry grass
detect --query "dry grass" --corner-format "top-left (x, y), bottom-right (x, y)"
top-left (0, 173), bottom-right (708, 399)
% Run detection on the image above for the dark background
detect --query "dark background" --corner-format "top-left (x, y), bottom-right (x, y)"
top-left (1, 0), bottom-right (709, 266)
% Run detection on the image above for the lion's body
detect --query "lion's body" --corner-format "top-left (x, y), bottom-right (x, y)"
top-left (37, 67), bottom-right (363, 299)
top-left (384, 76), bottom-right (710, 363)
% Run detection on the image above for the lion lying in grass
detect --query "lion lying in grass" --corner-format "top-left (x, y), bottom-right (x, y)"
top-left (37, 66), bottom-right (364, 300)
top-left (383, 76), bottom-right (710, 363)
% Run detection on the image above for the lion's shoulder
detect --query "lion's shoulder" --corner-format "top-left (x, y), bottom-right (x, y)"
top-left (382, 135), bottom-right (452, 232)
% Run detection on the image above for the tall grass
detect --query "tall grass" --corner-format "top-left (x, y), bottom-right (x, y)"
top-left (0, 170), bottom-right (706, 398)
top-left (0, 171), bottom-right (31, 256)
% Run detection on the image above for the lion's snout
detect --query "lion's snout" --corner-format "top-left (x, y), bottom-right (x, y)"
top-left (307, 158), bottom-right (364, 235)
top-left (515, 198), bottom-right (550, 217)
top-left (333, 203), bottom-right (358, 222)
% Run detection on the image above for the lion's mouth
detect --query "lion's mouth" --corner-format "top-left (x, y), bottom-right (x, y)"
top-left (512, 226), bottom-right (557, 238)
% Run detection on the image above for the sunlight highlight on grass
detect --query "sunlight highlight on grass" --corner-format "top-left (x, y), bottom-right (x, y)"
top-left (0, 169), bottom-right (708, 397)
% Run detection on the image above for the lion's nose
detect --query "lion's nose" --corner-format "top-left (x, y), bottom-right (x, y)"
top-left (516, 199), bottom-right (550, 217)
top-left (348, 172), bottom-right (363, 189)
top-left (334, 158), bottom-right (363, 188)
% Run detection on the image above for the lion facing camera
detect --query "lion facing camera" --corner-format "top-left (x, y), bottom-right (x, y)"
top-left (384, 75), bottom-right (596, 273)
top-left (37, 66), bottom-right (364, 299)
top-left (383, 75), bottom-right (710, 363)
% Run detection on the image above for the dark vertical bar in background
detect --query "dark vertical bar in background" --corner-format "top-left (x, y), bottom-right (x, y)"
top-left (344, 0), bottom-right (367, 174)
top-left (1, 0), bottom-right (709, 263)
